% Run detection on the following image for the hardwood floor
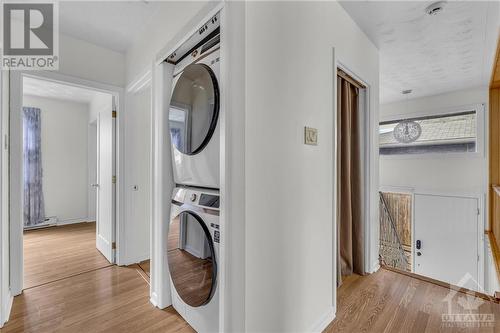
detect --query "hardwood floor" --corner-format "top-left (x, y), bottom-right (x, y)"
top-left (24, 222), bottom-right (111, 289)
top-left (2, 222), bottom-right (194, 332)
top-left (2, 265), bottom-right (193, 333)
top-left (326, 268), bottom-right (500, 333)
top-left (21, 222), bottom-right (499, 332)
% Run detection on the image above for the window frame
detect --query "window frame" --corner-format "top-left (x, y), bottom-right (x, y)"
top-left (379, 103), bottom-right (485, 160)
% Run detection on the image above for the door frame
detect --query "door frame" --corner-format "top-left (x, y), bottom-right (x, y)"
top-left (335, 61), bottom-right (378, 272)
top-left (333, 60), bottom-right (379, 320)
top-left (9, 70), bottom-right (125, 296)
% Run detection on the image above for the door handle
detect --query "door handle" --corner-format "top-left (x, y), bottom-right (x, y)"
top-left (91, 183), bottom-right (99, 188)
top-left (416, 240), bottom-right (422, 250)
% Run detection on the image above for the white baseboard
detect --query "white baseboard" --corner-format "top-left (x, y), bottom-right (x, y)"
top-left (309, 306), bottom-right (335, 333)
top-left (57, 217), bottom-right (91, 226)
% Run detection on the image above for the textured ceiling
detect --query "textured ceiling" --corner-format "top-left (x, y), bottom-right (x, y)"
top-left (340, 1), bottom-right (500, 104)
top-left (24, 77), bottom-right (109, 104)
top-left (59, 1), bottom-right (207, 53)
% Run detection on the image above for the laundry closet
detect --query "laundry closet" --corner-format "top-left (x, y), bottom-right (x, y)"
top-left (158, 10), bottom-right (222, 332)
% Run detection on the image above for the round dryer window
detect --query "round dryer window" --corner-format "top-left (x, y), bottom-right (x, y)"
top-left (169, 63), bottom-right (219, 155)
top-left (167, 211), bottom-right (217, 307)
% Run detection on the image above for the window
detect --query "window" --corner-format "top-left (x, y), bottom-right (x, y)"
top-left (379, 110), bottom-right (477, 155)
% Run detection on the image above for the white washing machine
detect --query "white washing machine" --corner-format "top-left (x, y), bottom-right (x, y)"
top-left (168, 186), bottom-right (220, 332)
top-left (168, 33), bottom-right (221, 189)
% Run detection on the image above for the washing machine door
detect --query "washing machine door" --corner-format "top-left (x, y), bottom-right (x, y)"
top-left (169, 63), bottom-right (219, 155)
top-left (167, 210), bottom-right (217, 307)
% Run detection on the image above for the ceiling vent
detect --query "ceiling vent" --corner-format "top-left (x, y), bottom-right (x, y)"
top-left (425, 1), bottom-right (447, 16)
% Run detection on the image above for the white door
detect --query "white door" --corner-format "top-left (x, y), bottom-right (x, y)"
top-left (96, 109), bottom-right (115, 263)
top-left (414, 194), bottom-right (479, 290)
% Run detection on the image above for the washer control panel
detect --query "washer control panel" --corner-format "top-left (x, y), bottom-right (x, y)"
top-left (172, 187), bottom-right (220, 210)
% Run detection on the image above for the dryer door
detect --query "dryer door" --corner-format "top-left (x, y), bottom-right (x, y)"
top-left (167, 211), bottom-right (217, 307)
top-left (169, 63), bottom-right (219, 155)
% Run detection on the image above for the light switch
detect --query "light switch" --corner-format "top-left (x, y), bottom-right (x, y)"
top-left (304, 127), bottom-right (318, 145)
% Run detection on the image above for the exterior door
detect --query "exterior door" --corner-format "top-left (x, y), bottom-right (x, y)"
top-left (414, 194), bottom-right (479, 290)
top-left (96, 108), bottom-right (115, 263)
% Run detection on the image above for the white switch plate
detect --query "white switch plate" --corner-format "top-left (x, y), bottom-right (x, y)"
top-left (304, 127), bottom-right (318, 145)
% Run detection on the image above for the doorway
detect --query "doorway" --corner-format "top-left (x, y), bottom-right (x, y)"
top-left (10, 73), bottom-right (121, 295)
top-left (336, 67), bottom-right (369, 286)
top-left (379, 189), bottom-right (481, 291)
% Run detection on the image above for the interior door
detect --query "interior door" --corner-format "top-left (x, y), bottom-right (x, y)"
top-left (96, 107), bottom-right (115, 263)
top-left (414, 194), bottom-right (479, 290)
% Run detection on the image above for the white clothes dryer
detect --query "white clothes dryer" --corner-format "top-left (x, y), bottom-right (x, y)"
top-left (168, 186), bottom-right (220, 332)
top-left (168, 34), bottom-right (221, 189)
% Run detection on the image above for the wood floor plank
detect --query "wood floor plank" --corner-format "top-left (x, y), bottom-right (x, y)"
top-left (326, 268), bottom-right (500, 333)
top-left (138, 260), bottom-right (150, 277)
top-left (23, 222), bottom-right (112, 289)
top-left (1, 265), bottom-right (193, 332)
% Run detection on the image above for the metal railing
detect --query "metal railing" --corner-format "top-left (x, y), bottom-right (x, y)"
top-left (379, 192), bottom-right (409, 271)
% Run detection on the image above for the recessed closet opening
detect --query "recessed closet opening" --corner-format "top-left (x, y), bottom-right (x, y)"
top-left (336, 68), bottom-right (369, 288)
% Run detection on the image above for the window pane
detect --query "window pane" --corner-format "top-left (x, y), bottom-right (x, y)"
top-left (379, 111), bottom-right (476, 155)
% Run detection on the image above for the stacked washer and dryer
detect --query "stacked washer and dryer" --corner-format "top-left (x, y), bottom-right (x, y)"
top-left (166, 13), bottom-right (221, 333)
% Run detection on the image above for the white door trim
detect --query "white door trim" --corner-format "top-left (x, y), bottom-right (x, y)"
top-left (8, 71), bottom-right (125, 297)
top-left (333, 59), bottom-right (379, 312)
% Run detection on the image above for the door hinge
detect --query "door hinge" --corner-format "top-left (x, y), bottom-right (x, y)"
top-left (477, 208), bottom-right (480, 216)
top-left (112, 242), bottom-right (116, 250)
top-left (112, 111), bottom-right (117, 118)
top-left (112, 175), bottom-right (116, 184)
top-left (478, 254), bottom-right (480, 262)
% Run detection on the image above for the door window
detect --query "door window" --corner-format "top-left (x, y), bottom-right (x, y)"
top-left (167, 211), bottom-right (217, 307)
top-left (169, 64), bottom-right (219, 155)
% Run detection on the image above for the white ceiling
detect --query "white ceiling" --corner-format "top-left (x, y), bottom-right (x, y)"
top-left (59, 1), bottom-right (179, 53)
top-left (24, 77), bottom-right (109, 104)
top-left (340, 1), bottom-right (500, 104)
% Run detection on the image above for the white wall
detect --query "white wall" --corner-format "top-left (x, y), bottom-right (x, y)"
top-left (59, 34), bottom-right (125, 87)
top-left (380, 87), bottom-right (488, 194)
top-left (23, 95), bottom-right (89, 223)
top-left (123, 1), bottom-right (208, 265)
top-left (244, 2), bottom-right (379, 331)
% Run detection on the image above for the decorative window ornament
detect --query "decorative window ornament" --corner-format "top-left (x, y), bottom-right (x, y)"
top-left (393, 120), bottom-right (422, 143)
top-left (393, 89), bottom-right (421, 144)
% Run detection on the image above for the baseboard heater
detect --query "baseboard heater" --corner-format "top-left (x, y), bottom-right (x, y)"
top-left (23, 216), bottom-right (57, 230)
